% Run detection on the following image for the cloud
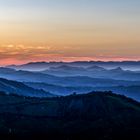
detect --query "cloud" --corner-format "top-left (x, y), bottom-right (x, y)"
top-left (0, 44), bottom-right (55, 59)
top-left (0, 44), bottom-right (139, 65)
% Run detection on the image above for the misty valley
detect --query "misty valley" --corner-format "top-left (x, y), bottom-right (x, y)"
top-left (0, 61), bottom-right (140, 139)
top-left (1, 0), bottom-right (140, 139)
top-left (2, 61), bottom-right (140, 100)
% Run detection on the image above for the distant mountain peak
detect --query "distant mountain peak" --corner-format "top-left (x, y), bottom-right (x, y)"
top-left (111, 67), bottom-right (123, 72)
top-left (5, 61), bottom-right (140, 71)
top-left (6, 64), bottom-right (17, 67)
top-left (88, 65), bottom-right (106, 71)
top-left (26, 61), bottom-right (47, 65)
top-left (56, 65), bottom-right (71, 69)
top-left (50, 65), bottom-right (84, 71)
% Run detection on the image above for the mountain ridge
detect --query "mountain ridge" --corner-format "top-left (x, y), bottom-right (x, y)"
top-left (0, 78), bottom-right (54, 97)
top-left (0, 91), bottom-right (140, 139)
top-left (6, 61), bottom-right (140, 71)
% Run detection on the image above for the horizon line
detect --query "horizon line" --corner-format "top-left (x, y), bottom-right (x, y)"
top-left (4, 60), bottom-right (140, 67)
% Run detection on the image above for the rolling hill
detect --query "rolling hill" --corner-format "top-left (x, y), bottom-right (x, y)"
top-left (0, 78), bottom-right (54, 97)
top-left (6, 61), bottom-right (140, 71)
top-left (25, 82), bottom-right (140, 101)
top-left (0, 91), bottom-right (140, 139)
top-left (41, 65), bottom-right (140, 81)
top-left (0, 67), bottom-right (140, 87)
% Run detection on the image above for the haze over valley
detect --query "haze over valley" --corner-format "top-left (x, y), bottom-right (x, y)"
top-left (0, 0), bottom-right (140, 139)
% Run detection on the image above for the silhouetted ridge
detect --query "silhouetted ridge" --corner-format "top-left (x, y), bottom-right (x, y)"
top-left (6, 61), bottom-right (140, 71)
top-left (0, 91), bottom-right (140, 139)
top-left (88, 65), bottom-right (106, 71)
top-left (110, 67), bottom-right (123, 72)
top-left (0, 78), bottom-right (54, 97)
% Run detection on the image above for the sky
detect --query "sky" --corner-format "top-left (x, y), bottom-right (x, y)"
top-left (0, 0), bottom-right (140, 65)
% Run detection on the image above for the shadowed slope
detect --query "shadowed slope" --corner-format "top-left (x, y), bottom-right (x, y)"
top-left (0, 78), bottom-right (54, 97)
top-left (0, 91), bottom-right (140, 139)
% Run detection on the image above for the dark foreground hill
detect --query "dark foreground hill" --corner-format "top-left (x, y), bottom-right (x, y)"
top-left (0, 91), bottom-right (140, 140)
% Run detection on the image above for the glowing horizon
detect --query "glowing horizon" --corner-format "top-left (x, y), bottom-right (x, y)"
top-left (0, 0), bottom-right (140, 65)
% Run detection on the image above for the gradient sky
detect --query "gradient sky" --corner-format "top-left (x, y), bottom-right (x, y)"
top-left (0, 0), bottom-right (140, 65)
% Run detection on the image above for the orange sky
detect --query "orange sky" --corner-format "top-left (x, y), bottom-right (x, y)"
top-left (0, 0), bottom-right (140, 65)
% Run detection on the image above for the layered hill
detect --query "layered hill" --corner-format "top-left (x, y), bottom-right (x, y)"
top-left (0, 78), bottom-right (54, 97)
top-left (0, 91), bottom-right (140, 139)
top-left (41, 65), bottom-right (140, 81)
top-left (0, 67), bottom-right (139, 87)
top-left (25, 82), bottom-right (140, 101)
top-left (6, 61), bottom-right (140, 71)
top-left (0, 67), bottom-right (140, 101)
